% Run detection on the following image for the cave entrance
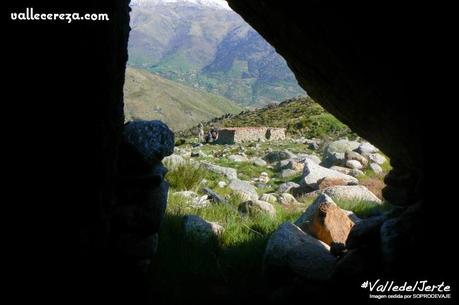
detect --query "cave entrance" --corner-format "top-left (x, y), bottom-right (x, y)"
top-left (120, 0), bottom-right (393, 303)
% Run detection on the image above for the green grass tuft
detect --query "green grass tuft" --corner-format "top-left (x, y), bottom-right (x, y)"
top-left (165, 162), bottom-right (209, 191)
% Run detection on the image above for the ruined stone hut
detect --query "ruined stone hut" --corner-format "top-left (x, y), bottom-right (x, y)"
top-left (215, 127), bottom-right (286, 144)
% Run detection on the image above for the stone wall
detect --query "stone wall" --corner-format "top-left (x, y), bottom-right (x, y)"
top-left (216, 127), bottom-right (285, 144)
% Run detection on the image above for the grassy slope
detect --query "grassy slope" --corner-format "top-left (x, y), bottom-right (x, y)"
top-left (179, 96), bottom-right (355, 139)
top-left (123, 66), bottom-right (242, 131)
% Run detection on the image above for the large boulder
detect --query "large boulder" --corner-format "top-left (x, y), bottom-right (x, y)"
top-left (295, 194), bottom-right (354, 246)
top-left (200, 162), bottom-right (238, 180)
top-left (263, 150), bottom-right (296, 163)
top-left (264, 222), bottom-right (336, 282)
top-left (123, 120), bottom-right (175, 164)
top-left (228, 179), bottom-right (259, 201)
top-left (183, 215), bottom-right (224, 241)
top-left (301, 159), bottom-right (358, 190)
top-left (238, 200), bottom-right (276, 217)
top-left (322, 185), bottom-right (382, 204)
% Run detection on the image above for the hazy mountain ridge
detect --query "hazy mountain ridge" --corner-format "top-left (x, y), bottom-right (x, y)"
top-left (128, 0), bottom-right (306, 106)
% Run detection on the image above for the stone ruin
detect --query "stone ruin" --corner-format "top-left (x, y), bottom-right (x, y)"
top-left (215, 127), bottom-right (286, 144)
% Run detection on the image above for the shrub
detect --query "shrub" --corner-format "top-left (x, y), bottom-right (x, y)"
top-left (165, 162), bottom-right (208, 191)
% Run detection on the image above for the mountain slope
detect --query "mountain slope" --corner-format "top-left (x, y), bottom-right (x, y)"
top-left (180, 96), bottom-right (354, 139)
top-left (128, 0), bottom-right (305, 106)
top-left (124, 66), bottom-right (242, 131)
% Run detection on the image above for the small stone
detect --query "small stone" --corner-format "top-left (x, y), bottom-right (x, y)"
top-left (228, 154), bottom-right (248, 162)
top-left (329, 166), bottom-right (351, 175)
top-left (277, 182), bottom-right (301, 193)
top-left (253, 158), bottom-right (267, 167)
top-left (260, 193), bottom-right (278, 204)
top-left (345, 150), bottom-right (368, 166)
top-left (200, 162), bottom-right (238, 180)
top-left (346, 159), bottom-right (363, 170)
top-left (281, 169), bottom-right (298, 178)
top-left (349, 169), bottom-right (364, 177)
top-left (278, 193), bottom-right (299, 206)
top-left (357, 142), bottom-right (379, 155)
top-left (183, 215), bottom-right (224, 241)
top-left (259, 172), bottom-right (270, 183)
top-left (368, 153), bottom-right (386, 165)
top-left (369, 162), bottom-right (383, 174)
top-left (201, 187), bottom-right (226, 204)
top-left (191, 195), bottom-right (210, 208)
top-left (238, 200), bottom-right (276, 217)
top-left (263, 150), bottom-right (297, 163)
top-left (228, 179), bottom-right (259, 201)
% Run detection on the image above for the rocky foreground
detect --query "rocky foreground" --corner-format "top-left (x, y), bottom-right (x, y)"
top-left (163, 133), bottom-right (390, 280)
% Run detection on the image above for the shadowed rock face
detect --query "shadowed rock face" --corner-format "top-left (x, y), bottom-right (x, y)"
top-left (226, 0), bottom-right (423, 206)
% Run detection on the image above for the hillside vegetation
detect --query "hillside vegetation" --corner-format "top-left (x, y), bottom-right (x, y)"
top-left (180, 96), bottom-right (355, 139)
top-left (124, 66), bottom-right (242, 131)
